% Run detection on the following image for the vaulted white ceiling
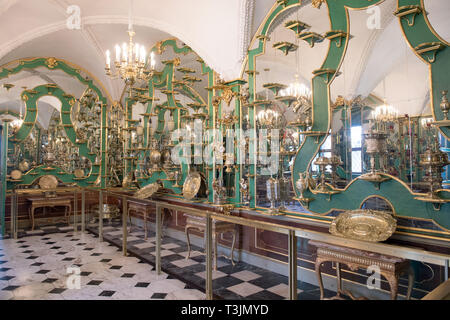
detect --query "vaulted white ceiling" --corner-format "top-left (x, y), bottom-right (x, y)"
top-left (0, 0), bottom-right (448, 117)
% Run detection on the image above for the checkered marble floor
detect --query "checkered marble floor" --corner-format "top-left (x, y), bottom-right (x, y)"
top-left (88, 224), bottom-right (334, 300)
top-left (0, 230), bottom-right (205, 300)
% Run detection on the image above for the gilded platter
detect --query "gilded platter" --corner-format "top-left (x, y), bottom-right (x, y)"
top-left (18, 160), bottom-right (30, 172)
top-left (329, 209), bottom-right (396, 242)
top-left (10, 170), bottom-right (22, 180)
top-left (39, 175), bottom-right (59, 189)
top-left (134, 182), bottom-right (160, 200)
top-left (74, 169), bottom-right (84, 178)
top-left (183, 172), bottom-right (201, 200)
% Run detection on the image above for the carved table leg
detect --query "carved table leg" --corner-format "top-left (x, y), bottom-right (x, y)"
top-left (31, 207), bottom-right (36, 231)
top-left (128, 207), bottom-right (133, 233)
top-left (67, 204), bottom-right (72, 227)
top-left (406, 266), bottom-right (415, 300)
top-left (315, 258), bottom-right (326, 300)
top-left (185, 225), bottom-right (192, 259)
top-left (385, 273), bottom-right (399, 300)
top-left (336, 262), bottom-right (343, 298)
top-left (229, 226), bottom-right (237, 266)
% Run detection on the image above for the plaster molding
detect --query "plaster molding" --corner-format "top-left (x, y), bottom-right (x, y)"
top-left (237, 0), bottom-right (255, 65)
top-left (0, 14), bottom-right (240, 81)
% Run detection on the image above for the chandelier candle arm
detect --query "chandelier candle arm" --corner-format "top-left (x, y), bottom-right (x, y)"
top-left (105, 29), bottom-right (152, 86)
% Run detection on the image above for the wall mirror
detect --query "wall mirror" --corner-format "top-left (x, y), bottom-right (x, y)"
top-left (0, 61), bottom-right (109, 188)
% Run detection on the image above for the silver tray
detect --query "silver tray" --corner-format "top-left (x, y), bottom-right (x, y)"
top-left (329, 209), bottom-right (396, 242)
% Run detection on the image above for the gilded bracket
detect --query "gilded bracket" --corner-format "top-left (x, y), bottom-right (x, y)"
top-left (394, 5), bottom-right (423, 27)
top-left (414, 42), bottom-right (446, 63)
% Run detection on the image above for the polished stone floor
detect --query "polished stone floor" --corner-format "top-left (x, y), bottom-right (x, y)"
top-left (0, 230), bottom-right (205, 300)
top-left (87, 224), bottom-right (334, 300)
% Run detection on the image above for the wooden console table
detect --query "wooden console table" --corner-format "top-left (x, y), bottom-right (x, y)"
top-left (127, 199), bottom-right (170, 239)
top-left (310, 240), bottom-right (415, 300)
top-left (184, 214), bottom-right (238, 270)
top-left (27, 196), bottom-right (72, 231)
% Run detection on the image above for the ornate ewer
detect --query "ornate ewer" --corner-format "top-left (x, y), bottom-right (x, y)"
top-left (419, 139), bottom-right (449, 199)
top-left (148, 139), bottom-right (161, 173)
top-left (266, 177), bottom-right (280, 214)
top-left (239, 178), bottom-right (249, 205)
top-left (161, 148), bottom-right (172, 168)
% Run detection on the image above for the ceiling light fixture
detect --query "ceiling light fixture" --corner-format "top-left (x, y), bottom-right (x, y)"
top-left (104, 0), bottom-right (155, 86)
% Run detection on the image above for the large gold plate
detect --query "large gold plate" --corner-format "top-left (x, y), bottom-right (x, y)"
top-left (39, 175), bottom-right (59, 189)
top-left (183, 172), bottom-right (201, 200)
top-left (74, 169), bottom-right (84, 178)
top-left (10, 170), bottom-right (22, 180)
top-left (329, 209), bottom-right (396, 242)
top-left (134, 182), bottom-right (160, 200)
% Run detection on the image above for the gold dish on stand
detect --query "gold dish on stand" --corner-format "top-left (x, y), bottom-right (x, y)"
top-left (134, 182), bottom-right (160, 200)
top-left (183, 171), bottom-right (201, 200)
top-left (329, 209), bottom-right (396, 242)
top-left (38, 175), bottom-right (59, 189)
top-left (91, 204), bottom-right (120, 219)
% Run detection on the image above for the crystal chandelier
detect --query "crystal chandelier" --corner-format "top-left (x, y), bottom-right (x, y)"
top-left (279, 74), bottom-right (311, 99)
top-left (372, 102), bottom-right (398, 122)
top-left (257, 109), bottom-right (282, 128)
top-left (104, 1), bottom-right (154, 86)
top-left (105, 29), bottom-right (152, 86)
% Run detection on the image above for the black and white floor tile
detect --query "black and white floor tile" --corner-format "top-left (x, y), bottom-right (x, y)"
top-left (88, 223), bottom-right (333, 300)
top-left (0, 230), bottom-right (205, 300)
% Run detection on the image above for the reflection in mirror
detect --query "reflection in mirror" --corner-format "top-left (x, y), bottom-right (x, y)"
top-left (247, 0), bottom-right (449, 214)
top-left (0, 64), bottom-right (101, 185)
top-left (361, 196), bottom-right (394, 214)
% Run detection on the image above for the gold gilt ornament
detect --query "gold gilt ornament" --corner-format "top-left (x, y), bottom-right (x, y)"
top-left (74, 169), bottom-right (84, 179)
top-left (312, 0), bottom-right (326, 9)
top-left (183, 171), bottom-right (202, 200)
top-left (18, 160), bottom-right (30, 172)
top-left (10, 170), bottom-right (22, 180)
top-left (39, 175), bottom-right (59, 189)
top-left (134, 182), bottom-right (160, 200)
top-left (329, 209), bottom-right (397, 242)
top-left (221, 87), bottom-right (235, 106)
top-left (45, 57), bottom-right (58, 69)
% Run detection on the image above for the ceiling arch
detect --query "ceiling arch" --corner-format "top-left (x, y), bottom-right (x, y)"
top-left (0, 0), bottom-right (251, 100)
top-left (0, 0), bottom-right (448, 107)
